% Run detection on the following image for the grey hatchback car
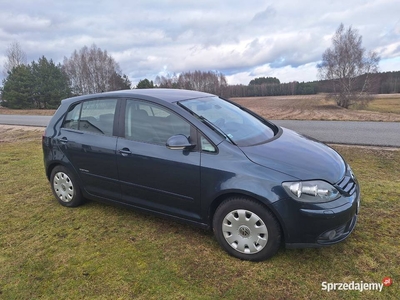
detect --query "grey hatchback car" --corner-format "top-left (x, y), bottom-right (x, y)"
top-left (43, 89), bottom-right (360, 261)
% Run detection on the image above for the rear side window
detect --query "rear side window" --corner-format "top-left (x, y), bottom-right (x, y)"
top-left (62, 99), bottom-right (117, 136)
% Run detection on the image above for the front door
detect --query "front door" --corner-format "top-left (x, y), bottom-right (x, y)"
top-left (116, 99), bottom-right (201, 222)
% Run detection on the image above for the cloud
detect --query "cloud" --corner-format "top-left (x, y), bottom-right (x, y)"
top-left (0, 0), bottom-right (399, 85)
top-left (251, 6), bottom-right (277, 24)
top-left (0, 12), bottom-right (52, 35)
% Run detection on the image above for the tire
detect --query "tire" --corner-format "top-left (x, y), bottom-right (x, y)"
top-left (50, 165), bottom-right (84, 207)
top-left (213, 197), bottom-right (281, 261)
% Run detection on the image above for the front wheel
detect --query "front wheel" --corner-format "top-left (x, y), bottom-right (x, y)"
top-left (50, 166), bottom-right (84, 207)
top-left (213, 197), bottom-right (281, 261)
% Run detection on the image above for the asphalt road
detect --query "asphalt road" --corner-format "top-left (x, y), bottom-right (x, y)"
top-left (271, 120), bottom-right (400, 147)
top-left (1, 114), bottom-right (399, 147)
top-left (0, 115), bottom-right (52, 127)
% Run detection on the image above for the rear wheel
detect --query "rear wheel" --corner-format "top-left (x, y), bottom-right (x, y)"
top-left (50, 166), bottom-right (84, 207)
top-left (213, 197), bottom-right (281, 261)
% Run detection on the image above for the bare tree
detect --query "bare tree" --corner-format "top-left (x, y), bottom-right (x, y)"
top-left (3, 41), bottom-right (27, 76)
top-left (156, 71), bottom-right (227, 95)
top-left (155, 73), bottom-right (179, 88)
top-left (63, 44), bottom-right (130, 95)
top-left (318, 24), bottom-right (380, 108)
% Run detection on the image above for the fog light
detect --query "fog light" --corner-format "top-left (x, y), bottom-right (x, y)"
top-left (322, 230), bottom-right (336, 240)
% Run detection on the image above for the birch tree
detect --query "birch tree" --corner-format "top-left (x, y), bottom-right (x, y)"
top-left (318, 24), bottom-right (380, 108)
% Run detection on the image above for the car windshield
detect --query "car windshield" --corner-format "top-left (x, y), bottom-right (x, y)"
top-left (179, 96), bottom-right (276, 146)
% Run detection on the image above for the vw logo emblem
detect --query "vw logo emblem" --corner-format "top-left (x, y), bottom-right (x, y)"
top-left (238, 225), bottom-right (251, 238)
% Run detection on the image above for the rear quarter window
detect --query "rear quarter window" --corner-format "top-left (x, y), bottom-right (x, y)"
top-left (63, 103), bottom-right (81, 130)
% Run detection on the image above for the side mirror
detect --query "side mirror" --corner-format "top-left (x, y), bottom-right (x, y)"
top-left (166, 134), bottom-right (195, 150)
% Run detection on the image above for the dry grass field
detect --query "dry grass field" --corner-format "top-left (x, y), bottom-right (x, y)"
top-left (0, 107), bottom-right (57, 116)
top-left (0, 125), bottom-right (43, 142)
top-left (1, 93), bottom-right (400, 122)
top-left (231, 94), bottom-right (400, 121)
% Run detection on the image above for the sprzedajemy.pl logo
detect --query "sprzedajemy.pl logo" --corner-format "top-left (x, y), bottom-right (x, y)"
top-left (321, 277), bottom-right (393, 292)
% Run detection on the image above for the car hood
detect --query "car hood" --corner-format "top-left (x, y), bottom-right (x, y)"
top-left (240, 127), bottom-right (345, 183)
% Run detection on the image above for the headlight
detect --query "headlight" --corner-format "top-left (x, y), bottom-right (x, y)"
top-left (282, 180), bottom-right (340, 202)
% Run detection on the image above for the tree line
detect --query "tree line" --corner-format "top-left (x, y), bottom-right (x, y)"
top-left (135, 70), bottom-right (398, 99)
top-left (1, 43), bottom-right (131, 109)
top-left (220, 71), bottom-right (399, 99)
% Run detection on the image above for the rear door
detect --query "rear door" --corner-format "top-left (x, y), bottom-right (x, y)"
top-left (58, 98), bottom-right (120, 200)
top-left (116, 99), bottom-right (202, 222)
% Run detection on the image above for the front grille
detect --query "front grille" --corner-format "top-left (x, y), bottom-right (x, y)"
top-left (335, 175), bottom-right (356, 196)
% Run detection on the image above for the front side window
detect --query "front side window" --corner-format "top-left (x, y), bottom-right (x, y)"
top-left (125, 100), bottom-right (191, 145)
top-left (62, 99), bottom-right (117, 136)
top-left (179, 96), bottom-right (275, 146)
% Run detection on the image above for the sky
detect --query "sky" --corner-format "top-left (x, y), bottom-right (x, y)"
top-left (1, 0), bottom-right (400, 87)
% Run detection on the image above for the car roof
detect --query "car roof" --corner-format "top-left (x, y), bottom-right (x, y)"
top-left (61, 89), bottom-right (215, 105)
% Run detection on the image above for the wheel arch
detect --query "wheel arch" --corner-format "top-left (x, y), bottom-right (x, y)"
top-left (46, 162), bottom-right (59, 181)
top-left (208, 191), bottom-right (286, 243)
top-left (46, 161), bottom-right (80, 183)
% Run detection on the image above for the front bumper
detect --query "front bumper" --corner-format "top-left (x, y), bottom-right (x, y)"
top-left (273, 183), bottom-right (360, 248)
top-left (285, 213), bottom-right (358, 249)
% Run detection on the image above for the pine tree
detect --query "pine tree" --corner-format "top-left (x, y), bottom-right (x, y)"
top-left (1, 65), bottom-right (34, 108)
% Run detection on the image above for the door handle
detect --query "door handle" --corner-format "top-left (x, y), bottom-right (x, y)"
top-left (60, 137), bottom-right (68, 144)
top-left (119, 148), bottom-right (132, 156)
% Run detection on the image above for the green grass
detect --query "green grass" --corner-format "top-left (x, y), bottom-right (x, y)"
top-left (1, 131), bottom-right (399, 299)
